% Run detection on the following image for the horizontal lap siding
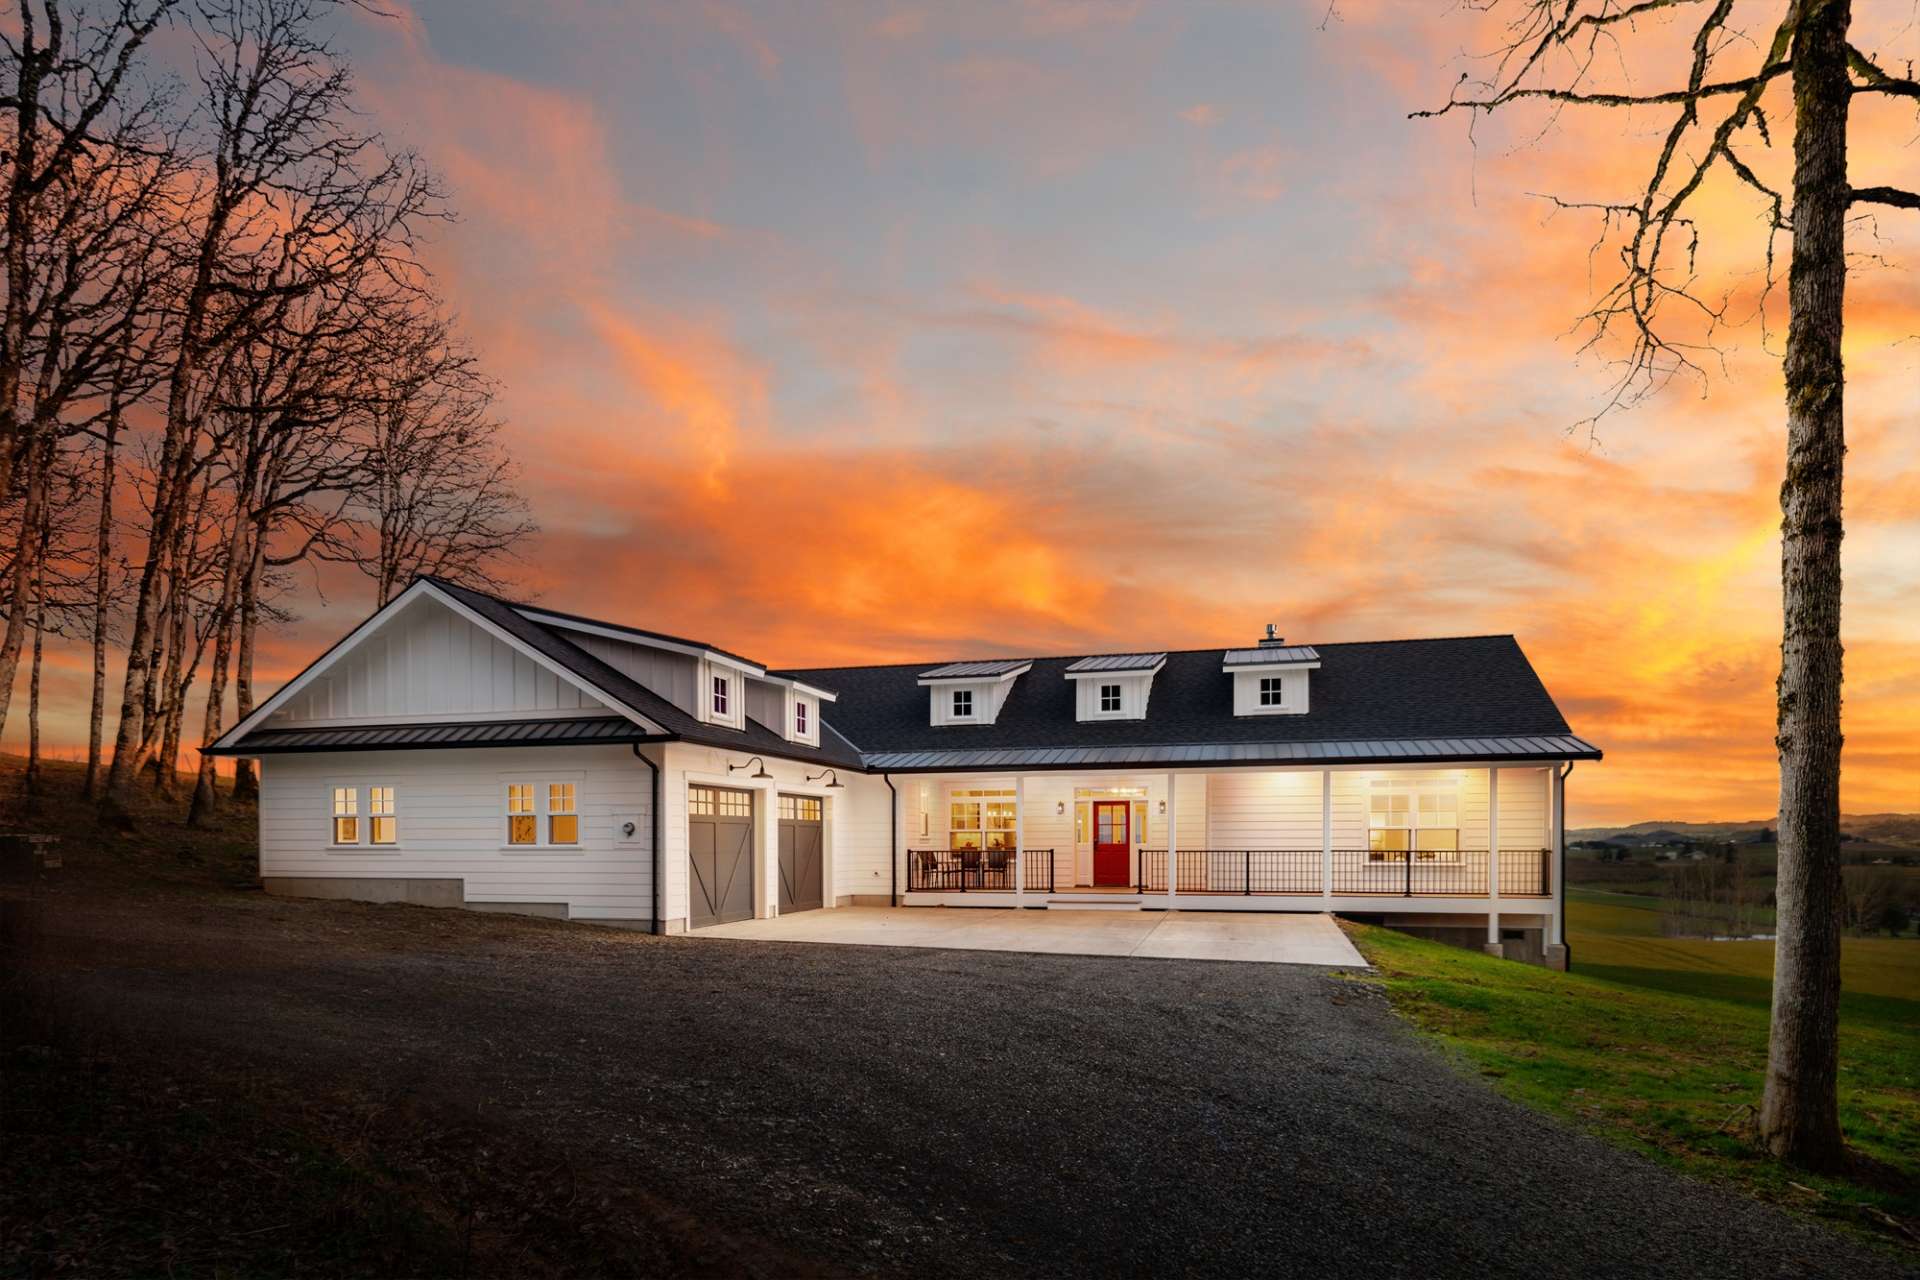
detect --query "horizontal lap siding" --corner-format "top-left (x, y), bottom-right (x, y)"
top-left (1498, 767), bottom-right (1551, 849)
top-left (259, 745), bottom-right (653, 919)
top-left (834, 772), bottom-right (893, 899)
top-left (1206, 771), bottom-right (1324, 849)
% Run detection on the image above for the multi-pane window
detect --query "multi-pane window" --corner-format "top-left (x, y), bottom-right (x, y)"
top-left (548, 782), bottom-right (578, 845)
top-left (691, 786), bottom-right (751, 818)
top-left (794, 700), bottom-right (809, 736)
top-left (1368, 786), bottom-right (1460, 862)
top-left (712, 674), bottom-right (730, 717)
top-left (369, 787), bottom-right (397, 845)
top-left (331, 787), bottom-right (358, 844)
top-left (1099, 683), bottom-right (1123, 713)
top-left (949, 788), bottom-right (1015, 852)
top-left (507, 784), bottom-right (537, 844)
top-left (779, 795), bottom-right (823, 821)
top-left (951, 689), bottom-right (973, 718)
top-left (1259, 677), bottom-right (1285, 707)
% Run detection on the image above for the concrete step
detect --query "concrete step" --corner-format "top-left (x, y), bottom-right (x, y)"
top-left (1045, 897), bottom-right (1145, 911)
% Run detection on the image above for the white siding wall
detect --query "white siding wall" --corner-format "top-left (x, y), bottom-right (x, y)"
top-left (1496, 767), bottom-right (1552, 850)
top-left (258, 744), bottom-right (654, 920)
top-left (1207, 770), bottom-right (1326, 848)
top-left (267, 596), bottom-right (607, 725)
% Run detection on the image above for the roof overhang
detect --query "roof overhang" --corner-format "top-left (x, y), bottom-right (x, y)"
top-left (860, 734), bottom-right (1602, 774)
top-left (205, 716), bottom-right (663, 756)
top-left (1064, 659), bottom-right (1165, 681)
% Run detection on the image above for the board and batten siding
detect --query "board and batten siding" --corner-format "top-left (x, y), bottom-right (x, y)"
top-left (258, 744), bottom-right (655, 921)
top-left (568, 632), bottom-right (703, 718)
top-left (265, 595), bottom-right (609, 725)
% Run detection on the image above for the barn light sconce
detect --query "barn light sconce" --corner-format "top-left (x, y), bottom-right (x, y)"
top-left (1055, 801), bottom-right (1066, 816)
top-left (805, 768), bottom-right (844, 789)
top-left (728, 756), bottom-right (772, 780)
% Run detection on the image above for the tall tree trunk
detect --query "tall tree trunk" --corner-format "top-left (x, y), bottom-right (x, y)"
top-left (231, 518), bottom-right (265, 801)
top-left (0, 8), bottom-right (46, 505)
top-left (0, 437), bottom-right (49, 738)
top-left (85, 372), bottom-right (124, 798)
top-left (190, 493), bottom-right (252, 825)
top-left (24, 539), bottom-right (46, 795)
top-left (1759, 0), bottom-right (1850, 1170)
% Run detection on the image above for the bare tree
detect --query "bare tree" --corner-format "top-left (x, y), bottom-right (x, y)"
top-left (1415, 0), bottom-right (1918, 1166)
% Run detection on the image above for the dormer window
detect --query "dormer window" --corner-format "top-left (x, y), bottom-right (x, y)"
top-left (919, 659), bottom-right (1030, 725)
top-left (1064, 653), bottom-right (1163, 722)
top-left (1224, 641), bottom-right (1319, 716)
top-left (952, 689), bottom-right (974, 719)
top-left (1099, 684), bottom-right (1123, 713)
top-left (712, 674), bottom-right (730, 717)
top-left (795, 700), bottom-right (809, 735)
top-left (1259, 677), bottom-right (1284, 708)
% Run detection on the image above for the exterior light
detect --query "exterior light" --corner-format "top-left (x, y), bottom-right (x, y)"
top-left (728, 756), bottom-right (773, 780)
top-left (805, 768), bottom-right (844, 789)
top-left (1056, 801), bottom-right (1066, 815)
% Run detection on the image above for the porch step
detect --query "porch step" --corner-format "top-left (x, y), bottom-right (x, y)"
top-left (1045, 896), bottom-right (1146, 911)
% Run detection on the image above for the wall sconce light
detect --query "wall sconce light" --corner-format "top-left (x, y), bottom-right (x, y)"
top-left (805, 768), bottom-right (844, 789)
top-left (727, 756), bottom-right (773, 780)
top-left (1055, 801), bottom-right (1066, 816)
top-left (1157, 799), bottom-right (1167, 815)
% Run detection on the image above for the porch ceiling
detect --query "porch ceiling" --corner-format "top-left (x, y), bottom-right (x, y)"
top-left (860, 732), bottom-right (1600, 773)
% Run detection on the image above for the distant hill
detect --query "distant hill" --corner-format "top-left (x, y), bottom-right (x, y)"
top-left (1571, 814), bottom-right (1920, 850)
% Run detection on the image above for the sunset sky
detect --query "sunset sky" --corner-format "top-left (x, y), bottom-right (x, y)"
top-left (14, 0), bottom-right (1920, 824)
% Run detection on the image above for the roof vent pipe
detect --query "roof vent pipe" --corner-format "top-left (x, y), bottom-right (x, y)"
top-left (1260, 623), bottom-right (1285, 647)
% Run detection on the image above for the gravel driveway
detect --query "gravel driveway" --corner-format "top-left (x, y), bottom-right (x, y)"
top-left (37, 891), bottom-right (1908, 1279)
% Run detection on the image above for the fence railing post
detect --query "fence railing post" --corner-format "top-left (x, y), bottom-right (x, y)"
top-left (1404, 848), bottom-right (1413, 897)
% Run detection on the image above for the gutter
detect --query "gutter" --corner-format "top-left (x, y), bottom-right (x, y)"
top-left (883, 772), bottom-right (899, 906)
top-left (632, 744), bottom-right (664, 935)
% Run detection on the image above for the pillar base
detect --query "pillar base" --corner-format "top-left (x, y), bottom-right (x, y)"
top-left (1482, 943), bottom-right (1506, 958)
top-left (1542, 943), bottom-right (1569, 971)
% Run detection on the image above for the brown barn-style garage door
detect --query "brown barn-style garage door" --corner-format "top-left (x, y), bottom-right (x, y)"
top-left (688, 786), bottom-right (754, 928)
top-left (778, 794), bottom-right (824, 913)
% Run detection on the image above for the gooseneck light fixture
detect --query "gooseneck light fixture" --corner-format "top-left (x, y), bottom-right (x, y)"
top-left (804, 768), bottom-right (844, 789)
top-left (727, 756), bottom-right (773, 780)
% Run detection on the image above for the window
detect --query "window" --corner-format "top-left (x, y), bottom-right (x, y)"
top-left (507, 783), bottom-right (537, 845)
top-left (331, 787), bottom-right (358, 844)
top-left (548, 782), bottom-right (578, 844)
top-left (369, 786), bottom-right (397, 845)
top-left (794, 699), bottom-right (809, 736)
top-left (712, 674), bottom-right (730, 717)
top-left (951, 688), bottom-right (974, 719)
top-left (1099, 683), bottom-right (1123, 713)
top-left (1259, 677), bottom-right (1285, 707)
top-left (949, 787), bottom-right (1014, 852)
top-left (1368, 785), bottom-right (1460, 862)
top-left (779, 794), bottom-right (822, 821)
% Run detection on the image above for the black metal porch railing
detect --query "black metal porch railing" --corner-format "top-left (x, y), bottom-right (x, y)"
top-left (1136, 850), bottom-right (1322, 894)
top-left (905, 849), bottom-right (1056, 893)
top-left (1497, 848), bottom-right (1552, 897)
top-left (1330, 849), bottom-right (1490, 896)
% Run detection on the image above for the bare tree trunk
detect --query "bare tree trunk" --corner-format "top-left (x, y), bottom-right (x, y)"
top-left (189, 497), bottom-right (251, 824)
top-left (24, 542), bottom-right (46, 794)
top-left (0, 439), bottom-right (50, 738)
top-left (231, 521), bottom-right (264, 801)
top-left (1759, 0), bottom-right (1850, 1170)
top-left (85, 380), bottom-right (124, 798)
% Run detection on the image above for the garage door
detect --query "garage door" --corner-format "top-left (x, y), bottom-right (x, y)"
top-left (689, 786), bottom-right (754, 928)
top-left (778, 795), bottom-right (824, 913)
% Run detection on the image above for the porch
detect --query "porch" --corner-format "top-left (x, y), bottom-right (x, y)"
top-left (891, 764), bottom-right (1566, 952)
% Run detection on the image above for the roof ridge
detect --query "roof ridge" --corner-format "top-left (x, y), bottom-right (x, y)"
top-left (789, 634), bottom-right (1524, 674)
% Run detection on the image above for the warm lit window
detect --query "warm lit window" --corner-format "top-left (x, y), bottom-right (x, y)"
top-left (331, 787), bottom-right (358, 844)
top-left (1259, 677), bottom-right (1285, 707)
top-left (951, 689), bottom-right (973, 718)
top-left (780, 795), bottom-right (822, 821)
top-left (795, 700), bottom-right (809, 735)
top-left (369, 786), bottom-right (397, 845)
top-left (1099, 683), bottom-right (1123, 713)
top-left (507, 783), bottom-right (537, 845)
top-left (548, 782), bottom-right (578, 844)
top-left (949, 788), bottom-right (1015, 852)
top-left (712, 674), bottom-right (730, 717)
top-left (1368, 786), bottom-right (1460, 862)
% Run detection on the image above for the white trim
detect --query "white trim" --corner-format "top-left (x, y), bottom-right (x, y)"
top-left (500, 772), bottom-right (586, 852)
top-left (1217, 660), bottom-right (1321, 675)
top-left (211, 580), bottom-right (667, 752)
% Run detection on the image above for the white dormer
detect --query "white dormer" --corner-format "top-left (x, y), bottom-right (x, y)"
top-left (1064, 653), bottom-right (1165, 721)
top-left (1224, 633), bottom-right (1319, 717)
top-left (700, 656), bottom-right (751, 730)
top-left (918, 659), bottom-right (1031, 726)
top-left (745, 674), bottom-right (837, 747)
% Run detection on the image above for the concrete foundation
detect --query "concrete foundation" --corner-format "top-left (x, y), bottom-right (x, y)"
top-left (264, 876), bottom-right (465, 908)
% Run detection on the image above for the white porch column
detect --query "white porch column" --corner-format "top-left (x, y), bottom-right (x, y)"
top-left (1321, 770), bottom-right (1333, 903)
top-left (1486, 767), bottom-right (1501, 950)
top-left (1165, 771), bottom-right (1178, 906)
top-left (892, 777), bottom-right (906, 905)
top-left (1014, 775), bottom-right (1026, 907)
top-left (1549, 765), bottom-right (1565, 948)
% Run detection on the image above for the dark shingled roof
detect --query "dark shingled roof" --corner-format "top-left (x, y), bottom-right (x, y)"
top-left (787, 636), bottom-right (1597, 769)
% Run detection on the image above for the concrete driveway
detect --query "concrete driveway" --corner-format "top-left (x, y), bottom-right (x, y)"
top-left (691, 905), bottom-right (1367, 966)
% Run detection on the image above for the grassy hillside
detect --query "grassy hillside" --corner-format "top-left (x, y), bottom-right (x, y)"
top-left (1346, 899), bottom-right (1919, 1252)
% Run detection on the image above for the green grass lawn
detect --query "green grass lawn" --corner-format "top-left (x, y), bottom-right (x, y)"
top-left (1343, 902), bottom-right (1919, 1252)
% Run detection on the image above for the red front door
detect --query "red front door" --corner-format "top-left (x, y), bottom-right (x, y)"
top-left (1092, 801), bottom-right (1130, 886)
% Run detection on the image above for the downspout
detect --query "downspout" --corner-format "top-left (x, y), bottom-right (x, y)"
top-left (883, 772), bottom-right (899, 905)
top-left (632, 743), bottom-right (664, 935)
top-left (1557, 760), bottom-right (1576, 970)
